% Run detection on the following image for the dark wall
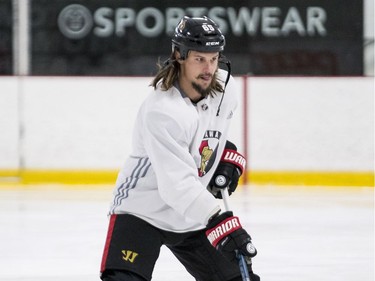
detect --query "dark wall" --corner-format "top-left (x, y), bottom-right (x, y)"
top-left (0, 0), bottom-right (12, 75)
top-left (1, 0), bottom-right (364, 76)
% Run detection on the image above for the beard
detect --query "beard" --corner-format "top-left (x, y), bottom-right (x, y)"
top-left (192, 74), bottom-right (214, 98)
top-left (192, 82), bottom-right (211, 98)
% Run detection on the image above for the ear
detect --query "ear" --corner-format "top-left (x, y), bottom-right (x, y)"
top-left (175, 52), bottom-right (184, 64)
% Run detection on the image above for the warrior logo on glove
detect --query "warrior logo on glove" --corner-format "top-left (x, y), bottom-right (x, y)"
top-left (206, 216), bottom-right (242, 246)
top-left (208, 141), bottom-right (246, 198)
top-left (222, 149), bottom-right (246, 173)
top-left (206, 211), bottom-right (257, 261)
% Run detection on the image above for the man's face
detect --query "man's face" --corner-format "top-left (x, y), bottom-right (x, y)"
top-left (179, 51), bottom-right (219, 98)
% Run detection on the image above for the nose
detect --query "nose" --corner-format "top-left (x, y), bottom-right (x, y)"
top-left (203, 60), bottom-right (216, 73)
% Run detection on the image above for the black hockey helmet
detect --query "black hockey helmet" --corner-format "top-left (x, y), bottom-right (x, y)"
top-left (172, 16), bottom-right (225, 60)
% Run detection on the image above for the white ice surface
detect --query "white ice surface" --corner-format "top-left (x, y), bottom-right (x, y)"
top-left (0, 185), bottom-right (373, 281)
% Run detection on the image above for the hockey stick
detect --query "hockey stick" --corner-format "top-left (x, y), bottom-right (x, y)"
top-left (221, 188), bottom-right (252, 281)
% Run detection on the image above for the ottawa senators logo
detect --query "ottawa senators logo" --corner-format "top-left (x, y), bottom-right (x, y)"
top-left (198, 130), bottom-right (221, 177)
top-left (199, 140), bottom-right (213, 176)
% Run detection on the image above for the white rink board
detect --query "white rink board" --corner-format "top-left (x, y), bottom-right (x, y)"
top-left (0, 77), bottom-right (19, 169)
top-left (0, 76), bottom-right (373, 173)
top-left (247, 77), bottom-right (374, 171)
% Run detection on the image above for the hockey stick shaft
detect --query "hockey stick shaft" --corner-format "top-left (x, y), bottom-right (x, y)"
top-left (221, 188), bottom-right (252, 281)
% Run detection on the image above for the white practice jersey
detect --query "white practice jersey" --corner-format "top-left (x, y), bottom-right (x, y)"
top-left (109, 69), bottom-right (239, 232)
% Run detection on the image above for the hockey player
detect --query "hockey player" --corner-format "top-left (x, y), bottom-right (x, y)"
top-left (100, 16), bottom-right (260, 281)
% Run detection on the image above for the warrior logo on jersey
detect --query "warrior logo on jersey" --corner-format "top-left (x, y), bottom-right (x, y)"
top-left (198, 130), bottom-right (221, 177)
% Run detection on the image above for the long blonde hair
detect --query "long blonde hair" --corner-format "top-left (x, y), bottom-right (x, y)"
top-left (151, 51), bottom-right (224, 97)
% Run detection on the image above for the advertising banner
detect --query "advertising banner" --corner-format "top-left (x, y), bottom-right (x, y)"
top-left (31, 0), bottom-right (363, 75)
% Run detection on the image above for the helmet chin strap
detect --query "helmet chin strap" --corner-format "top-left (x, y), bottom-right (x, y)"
top-left (162, 48), bottom-right (184, 67)
top-left (216, 54), bottom-right (231, 116)
top-left (162, 57), bottom-right (175, 67)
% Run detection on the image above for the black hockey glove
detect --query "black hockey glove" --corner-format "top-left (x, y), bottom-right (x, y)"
top-left (206, 211), bottom-right (257, 263)
top-left (208, 141), bottom-right (246, 199)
